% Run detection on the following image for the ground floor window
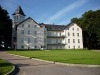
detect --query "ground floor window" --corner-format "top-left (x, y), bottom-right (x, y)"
top-left (21, 45), bottom-right (24, 49)
top-left (69, 45), bottom-right (70, 48)
top-left (34, 46), bottom-right (37, 49)
top-left (73, 45), bottom-right (75, 49)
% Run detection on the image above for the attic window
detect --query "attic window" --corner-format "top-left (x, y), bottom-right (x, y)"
top-left (28, 24), bottom-right (30, 28)
top-left (28, 19), bottom-right (31, 22)
top-left (77, 28), bottom-right (79, 31)
top-left (22, 24), bottom-right (24, 27)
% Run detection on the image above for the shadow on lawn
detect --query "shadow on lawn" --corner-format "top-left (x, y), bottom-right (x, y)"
top-left (0, 63), bottom-right (20, 75)
top-left (0, 62), bottom-right (12, 67)
top-left (8, 64), bottom-right (20, 75)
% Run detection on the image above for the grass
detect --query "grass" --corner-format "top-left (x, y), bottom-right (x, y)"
top-left (7, 49), bottom-right (100, 65)
top-left (0, 59), bottom-right (13, 75)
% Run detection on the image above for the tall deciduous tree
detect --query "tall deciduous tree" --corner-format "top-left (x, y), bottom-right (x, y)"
top-left (71, 10), bottom-right (100, 49)
top-left (0, 6), bottom-right (12, 49)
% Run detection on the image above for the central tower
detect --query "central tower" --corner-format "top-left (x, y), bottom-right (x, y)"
top-left (12, 6), bottom-right (26, 25)
top-left (12, 6), bottom-right (26, 49)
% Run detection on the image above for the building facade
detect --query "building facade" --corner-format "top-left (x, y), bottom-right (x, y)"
top-left (12, 6), bottom-right (83, 49)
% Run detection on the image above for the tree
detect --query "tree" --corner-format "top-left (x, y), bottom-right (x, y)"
top-left (71, 10), bottom-right (100, 49)
top-left (0, 6), bottom-right (12, 49)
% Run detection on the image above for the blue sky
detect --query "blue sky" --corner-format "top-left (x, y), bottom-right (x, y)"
top-left (0, 0), bottom-right (100, 25)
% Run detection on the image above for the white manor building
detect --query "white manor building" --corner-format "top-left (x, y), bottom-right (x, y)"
top-left (12, 6), bottom-right (83, 49)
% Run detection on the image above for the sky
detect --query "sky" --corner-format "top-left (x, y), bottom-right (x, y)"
top-left (0, 0), bottom-right (100, 25)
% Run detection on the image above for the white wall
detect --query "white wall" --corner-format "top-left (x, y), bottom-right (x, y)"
top-left (17, 18), bottom-right (45, 49)
top-left (64, 23), bottom-right (83, 49)
top-left (17, 20), bottom-right (83, 50)
top-left (47, 23), bottom-right (83, 49)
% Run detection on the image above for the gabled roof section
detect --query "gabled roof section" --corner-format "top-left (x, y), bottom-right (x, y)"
top-left (66, 23), bottom-right (82, 29)
top-left (39, 23), bottom-right (67, 31)
top-left (39, 23), bottom-right (81, 31)
top-left (16, 17), bottom-right (39, 27)
top-left (12, 6), bottom-right (26, 16)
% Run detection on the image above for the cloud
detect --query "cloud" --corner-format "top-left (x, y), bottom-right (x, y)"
top-left (45, 0), bottom-right (87, 24)
top-left (58, 12), bottom-right (84, 25)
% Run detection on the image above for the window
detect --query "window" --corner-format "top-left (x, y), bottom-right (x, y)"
top-left (21, 45), bottom-right (24, 49)
top-left (68, 32), bottom-right (70, 36)
top-left (28, 38), bottom-right (30, 43)
top-left (73, 39), bottom-right (75, 43)
top-left (78, 39), bottom-right (80, 43)
top-left (77, 33), bottom-right (79, 37)
top-left (21, 30), bottom-right (24, 34)
top-left (73, 33), bottom-right (75, 36)
top-left (77, 28), bottom-right (79, 31)
top-left (69, 45), bottom-right (70, 48)
top-left (28, 24), bottom-right (30, 28)
top-left (21, 38), bottom-right (24, 43)
top-left (67, 27), bottom-right (69, 30)
top-left (22, 24), bottom-right (24, 27)
top-left (34, 38), bottom-right (37, 43)
top-left (34, 46), bottom-right (37, 49)
top-left (34, 31), bottom-right (37, 35)
top-left (72, 28), bottom-right (74, 30)
top-left (68, 39), bottom-right (70, 43)
top-left (28, 31), bottom-right (30, 35)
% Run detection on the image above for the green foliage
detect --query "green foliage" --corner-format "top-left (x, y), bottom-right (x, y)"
top-left (7, 50), bottom-right (100, 65)
top-left (0, 5), bottom-right (12, 49)
top-left (71, 10), bottom-right (100, 49)
top-left (0, 59), bottom-right (13, 75)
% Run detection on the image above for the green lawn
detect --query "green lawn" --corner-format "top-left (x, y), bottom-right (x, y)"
top-left (0, 59), bottom-right (13, 75)
top-left (7, 50), bottom-right (100, 65)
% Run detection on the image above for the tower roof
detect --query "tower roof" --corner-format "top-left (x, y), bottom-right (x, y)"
top-left (12, 6), bottom-right (26, 16)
